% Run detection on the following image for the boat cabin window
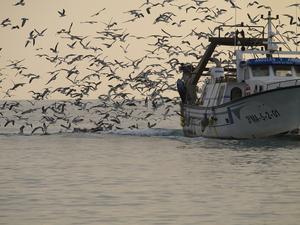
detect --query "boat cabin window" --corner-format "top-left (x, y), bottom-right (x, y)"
top-left (251, 65), bottom-right (269, 77)
top-left (295, 66), bottom-right (300, 77)
top-left (273, 65), bottom-right (293, 77)
top-left (230, 87), bottom-right (242, 101)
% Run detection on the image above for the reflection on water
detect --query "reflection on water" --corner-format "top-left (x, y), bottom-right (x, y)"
top-left (0, 133), bottom-right (300, 225)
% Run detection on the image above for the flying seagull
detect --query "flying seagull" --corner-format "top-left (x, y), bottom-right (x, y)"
top-left (58, 9), bottom-right (66, 17)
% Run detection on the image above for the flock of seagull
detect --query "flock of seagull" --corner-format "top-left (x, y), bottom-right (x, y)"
top-left (0, 0), bottom-right (299, 135)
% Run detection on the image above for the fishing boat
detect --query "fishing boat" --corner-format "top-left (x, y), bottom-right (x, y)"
top-left (177, 11), bottom-right (300, 139)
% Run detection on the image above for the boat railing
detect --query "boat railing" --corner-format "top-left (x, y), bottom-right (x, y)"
top-left (266, 79), bottom-right (300, 90)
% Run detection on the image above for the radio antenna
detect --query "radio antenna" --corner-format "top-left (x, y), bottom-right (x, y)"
top-left (296, 3), bottom-right (298, 51)
top-left (234, 1), bottom-right (237, 52)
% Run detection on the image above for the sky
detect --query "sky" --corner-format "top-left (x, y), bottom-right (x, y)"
top-left (0, 0), bottom-right (299, 99)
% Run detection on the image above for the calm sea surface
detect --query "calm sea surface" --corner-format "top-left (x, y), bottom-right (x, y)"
top-left (0, 100), bottom-right (300, 225)
top-left (1, 130), bottom-right (300, 225)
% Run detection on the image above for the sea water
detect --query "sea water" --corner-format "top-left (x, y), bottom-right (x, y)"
top-left (0, 101), bottom-right (300, 225)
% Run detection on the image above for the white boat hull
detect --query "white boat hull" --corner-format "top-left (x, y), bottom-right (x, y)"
top-left (182, 86), bottom-right (300, 139)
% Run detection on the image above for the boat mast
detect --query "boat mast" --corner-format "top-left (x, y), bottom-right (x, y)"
top-left (261, 11), bottom-right (279, 57)
top-left (267, 11), bottom-right (273, 52)
top-left (296, 5), bottom-right (298, 51)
